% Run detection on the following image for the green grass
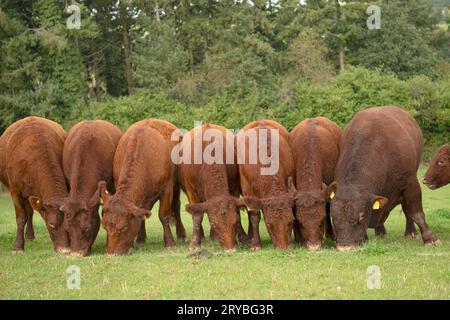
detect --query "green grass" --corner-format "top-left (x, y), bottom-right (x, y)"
top-left (0, 166), bottom-right (449, 299)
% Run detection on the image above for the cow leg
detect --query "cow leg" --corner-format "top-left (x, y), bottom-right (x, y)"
top-left (375, 225), bottom-right (387, 238)
top-left (11, 192), bottom-right (27, 252)
top-left (199, 223), bottom-right (205, 240)
top-left (172, 185), bottom-right (186, 242)
top-left (190, 213), bottom-right (204, 251)
top-left (247, 222), bottom-right (253, 240)
top-left (209, 225), bottom-right (218, 241)
top-left (236, 212), bottom-right (249, 245)
top-left (159, 187), bottom-right (176, 248)
top-left (401, 177), bottom-right (440, 245)
top-left (292, 219), bottom-right (302, 247)
top-left (248, 211), bottom-right (261, 250)
top-left (136, 221), bottom-right (147, 243)
top-left (325, 206), bottom-right (335, 240)
top-left (404, 214), bottom-right (418, 238)
top-left (25, 201), bottom-right (35, 241)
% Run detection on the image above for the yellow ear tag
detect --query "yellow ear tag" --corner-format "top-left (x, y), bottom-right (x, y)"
top-left (100, 198), bottom-right (104, 205)
top-left (372, 200), bottom-right (380, 210)
top-left (330, 191), bottom-right (335, 199)
top-left (36, 200), bottom-right (40, 204)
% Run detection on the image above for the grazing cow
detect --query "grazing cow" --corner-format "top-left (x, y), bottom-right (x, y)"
top-left (0, 117), bottom-right (70, 253)
top-left (178, 124), bottom-right (246, 252)
top-left (99, 119), bottom-right (181, 255)
top-left (61, 120), bottom-right (122, 257)
top-left (289, 117), bottom-right (341, 250)
top-left (328, 106), bottom-right (440, 251)
top-left (238, 120), bottom-right (296, 249)
top-left (423, 144), bottom-right (450, 190)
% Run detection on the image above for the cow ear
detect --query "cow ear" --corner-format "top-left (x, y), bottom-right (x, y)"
top-left (185, 202), bottom-right (207, 216)
top-left (287, 176), bottom-right (296, 196)
top-left (327, 182), bottom-right (337, 200)
top-left (294, 191), bottom-right (314, 208)
top-left (131, 207), bottom-right (151, 220)
top-left (97, 181), bottom-right (110, 206)
top-left (234, 197), bottom-right (247, 211)
top-left (29, 196), bottom-right (42, 211)
top-left (242, 196), bottom-right (262, 212)
top-left (371, 195), bottom-right (389, 210)
top-left (320, 182), bottom-right (329, 198)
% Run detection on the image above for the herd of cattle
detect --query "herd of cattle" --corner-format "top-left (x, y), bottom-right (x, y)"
top-left (0, 106), bottom-right (448, 256)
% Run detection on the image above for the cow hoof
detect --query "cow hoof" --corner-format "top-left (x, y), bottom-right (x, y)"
top-left (425, 239), bottom-right (442, 246)
top-left (26, 236), bottom-right (35, 241)
top-left (70, 251), bottom-right (87, 258)
top-left (189, 246), bottom-right (201, 253)
top-left (250, 246), bottom-right (261, 251)
top-left (404, 232), bottom-right (417, 239)
top-left (306, 244), bottom-right (322, 251)
top-left (56, 247), bottom-right (71, 254)
top-left (336, 245), bottom-right (355, 252)
top-left (165, 243), bottom-right (176, 249)
top-left (224, 248), bottom-right (237, 253)
top-left (12, 249), bottom-right (25, 254)
top-left (177, 237), bottom-right (187, 243)
top-left (136, 239), bottom-right (146, 244)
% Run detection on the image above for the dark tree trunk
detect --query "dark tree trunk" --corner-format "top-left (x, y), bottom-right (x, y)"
top-left (339, 46), bottom-right (345, 71)
top-left (119, 3), bottom-right (133, 95)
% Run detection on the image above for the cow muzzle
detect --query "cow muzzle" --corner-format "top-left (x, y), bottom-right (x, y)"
top-left (336, 245), bottom-right (355, 252)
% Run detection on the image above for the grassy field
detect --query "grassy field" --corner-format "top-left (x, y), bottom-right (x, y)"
top-left (0, 166), bottom-right (449, 300)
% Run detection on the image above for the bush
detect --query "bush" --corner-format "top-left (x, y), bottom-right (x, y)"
top-left (62, 67), bottom-right (448, 162)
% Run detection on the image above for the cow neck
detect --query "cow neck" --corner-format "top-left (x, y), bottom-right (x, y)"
top-left (295, 148), bottom-right (324, 192)
top-left (115, 172), bottom-right (149, 207)
top-left (258, 174), bottom-right (286, 198)
top-left (69, 143), bottom-right (99, 201)
top-left (37, 154), bottom-right (68, 202)
top-left (201, 164), bottom-right (230, 199)
top-left (114, 132), bottom-right (155, 207)
top-left (337, 154), bottom-right (384, 195)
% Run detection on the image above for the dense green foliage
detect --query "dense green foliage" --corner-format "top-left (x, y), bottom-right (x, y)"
top-left (0, 0), bottom-right (449, 157)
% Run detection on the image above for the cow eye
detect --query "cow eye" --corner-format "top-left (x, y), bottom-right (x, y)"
top-left (438, 160), bottom-right (445, 166)
top-left (358, 212), bottom-right (365, 223)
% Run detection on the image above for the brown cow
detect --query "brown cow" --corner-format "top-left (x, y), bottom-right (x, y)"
top-left (61, 120), bottom-right (122, 257)
top-left (238, 120), bottom-right (296, 249)
top-left (423, 144), bottom-right (450, 190)
top-left (0, 116), bottom-right (70, 253)
top-left (99, 119), bottom-right (181, 255)
top-left (178, 124), bottom-right (246, 252)
top-left (328, 106), bottom-right (440, 251)
top-left (289, 117), bottom-right (341, 250)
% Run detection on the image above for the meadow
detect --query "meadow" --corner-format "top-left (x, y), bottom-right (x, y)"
top-left (0, 167), bottom-right (449, 300)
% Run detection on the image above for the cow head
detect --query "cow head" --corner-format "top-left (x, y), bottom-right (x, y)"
top-left (98, 182), bottom-right (150, 255)
top-left (293, 184), bottom-right (328, 250)
top-left (423, 144), bottom-right (450, 190)
top-left (60, 194), bottom-right (101, 257)
top-left (185, 196), bottom-right (246, 251)
top-left (328, 182), bottom-right (388, 251)
top-left (242, 178), bottom-right (296, 249)
top-left (28, 196), bottom-right (70, 253)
